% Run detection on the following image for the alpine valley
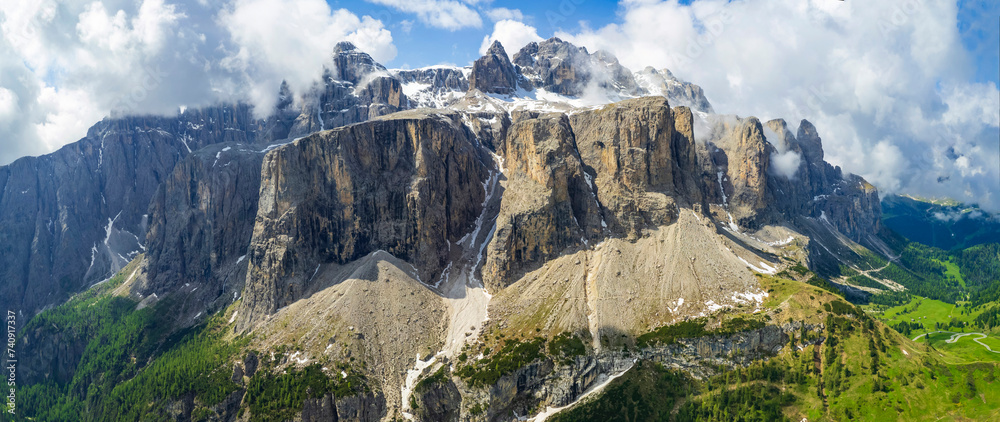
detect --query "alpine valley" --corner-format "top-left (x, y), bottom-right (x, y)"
top-left (2, 39), bottom-right (998, 422)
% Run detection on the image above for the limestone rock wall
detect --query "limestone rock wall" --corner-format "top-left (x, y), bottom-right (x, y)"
top-left (239, 112), bottom-right (492, 328)
top-left (482, 113), bottom-right (603, 292)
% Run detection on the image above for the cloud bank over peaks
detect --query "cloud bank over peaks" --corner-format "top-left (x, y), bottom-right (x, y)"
top-left (550, 0), bottom-right (1000, 211)
top-left (219, 0), bottom-right (397, 114)
top-left (0, 0), bottom-right (397, 164)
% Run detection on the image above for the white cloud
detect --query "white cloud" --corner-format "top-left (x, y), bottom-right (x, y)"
top-left (76, 0), bottom-right (183, 55)
top-left (365, 0), bottom-right (482, 31)
top-left (0, 0), bottom-right (397, 164)
top-left (486, 7), bottom-right (523, 22)
top-left (933, 208), bottom-right (988, 223)
top-left (763, 124), bottom-right (801, 179)
top-left (479, 19), bottom-right (543, 57)
top-left (0, 0), bottom-right (193, 163)
top-left (220, 0), bottom-right (396, 114)
top-left (399, 19), bottom-right (415, 34)
top-left (556, 0), bottom-right (1000, 210)
top-left (771, 150), bottom-right (802, 180)
top-left (34, 86), bottom-right (106, 153)
top-left (941, 81), bottom-right (1000, 127)
top-left (0, 88), bottom-right (18, 123)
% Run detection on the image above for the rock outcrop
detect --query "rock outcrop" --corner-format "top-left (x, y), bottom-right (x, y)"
top-left (412, 376), bottom-right (462, 422)
top-left (239, 111), bottom-right (494, 328)
top-left (299, 391), bottom-right (387, 422)
top-left (332, 41), bottom-right (389, 86)
top-left (469, 41), bottom-right (523, 95)
top-left (717, 117), bottom-right (775, 229)
top-left (513, 38), bottom-right (592, 97)
top-left (760, 118), bottom-right (881, 242)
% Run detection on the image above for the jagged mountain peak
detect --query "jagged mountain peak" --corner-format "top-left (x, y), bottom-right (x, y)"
top-left (485, 39), bottom-right (509, 59)
top-left (634, 66), bottom-right (714, 113)
top-left (592, 49), bottom-right (622, 66)
top-left (795, 118), bottom-right (826, 162)
top-left (516, 37), bottom-right (589, 60)
top-left (469, 40), bottom-right (522, 95)
top-left (334, 40), bottom-right (358, 53)
top-left (330, 42), bottom-right (387, 86)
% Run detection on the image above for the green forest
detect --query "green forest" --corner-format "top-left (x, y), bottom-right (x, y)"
top-left (5, 262), bottom-right (366, 422)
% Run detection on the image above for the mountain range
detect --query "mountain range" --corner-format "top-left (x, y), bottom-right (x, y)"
top-left (3, 38), bottom-right (996, 422)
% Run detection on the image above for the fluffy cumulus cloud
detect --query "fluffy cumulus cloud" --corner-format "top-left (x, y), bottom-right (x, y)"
top-left (480, 19), bottom-right (543, 57)
top-left (550, 0), bottom-right (1000, 210)
top-left (0, 0), bottom-right (396, 165)
top-left (0, 88), bottom-right (19, 123)
top-left (365, 0), bottom-right (482, 31)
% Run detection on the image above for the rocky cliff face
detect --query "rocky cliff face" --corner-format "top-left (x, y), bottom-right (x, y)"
top-left (238, 111), bottom-right (494, 329)
top-left (570, 98), bottom-right (697, 238)
top-left (394, 67), bottom-right (469, 93)
top-left (463, 323), bottom-right (821, 422)
top-left (715, 117), bottom-right (776, 229)
top-left (760, 118), bottom-right (881, 242)
top-left (412, 377), bottom-right (462, 422)
top-left (481, 98), bottom-right (721, 291)
top-left (482, 113), bottom-right (603, 291)
top-left (512, 38), bottom-right (641, 98)
top-left (0, 105), bottom-right (266, 318)
top-left (299, 391), bottom-right (387, 422)
top-left (138, 142), bottom-right (264, 321)
top-left (332, 41), bottom-right (389, 86)
top-left (691, 113), bottom-right (882, 239)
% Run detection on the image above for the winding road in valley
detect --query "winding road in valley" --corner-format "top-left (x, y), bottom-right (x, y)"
top-left (912, 331), bottom-right (1000, 354)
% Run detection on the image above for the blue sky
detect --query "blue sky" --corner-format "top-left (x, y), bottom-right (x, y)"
top-left (956, 0), bottom-right (1000, 84)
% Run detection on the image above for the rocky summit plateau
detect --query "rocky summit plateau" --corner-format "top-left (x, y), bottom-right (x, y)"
top-left (3, 38), bottom-right (998, 422)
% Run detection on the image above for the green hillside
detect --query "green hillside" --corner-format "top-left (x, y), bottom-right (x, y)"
top-left (550, 275), bottom-right (1000, 422)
